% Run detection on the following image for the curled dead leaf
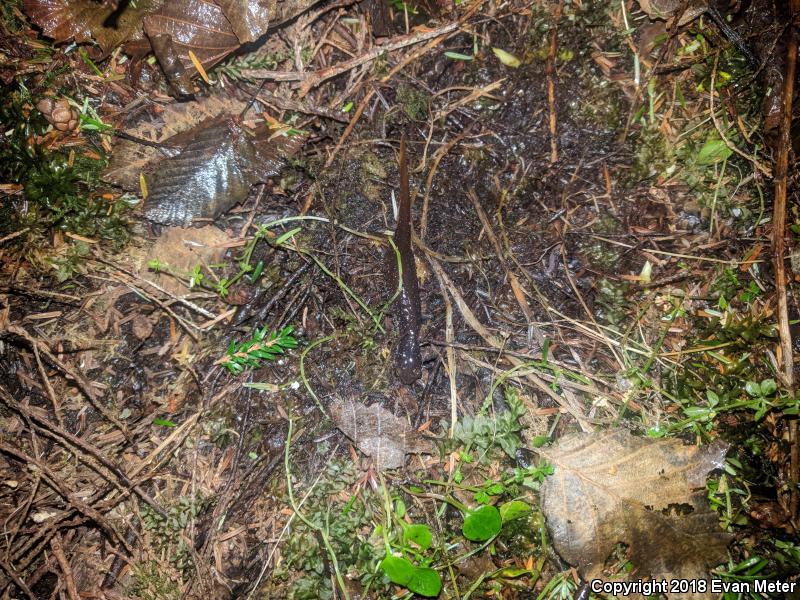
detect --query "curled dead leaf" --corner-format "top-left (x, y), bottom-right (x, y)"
top-left (330, 399), bottom-right (434, 470)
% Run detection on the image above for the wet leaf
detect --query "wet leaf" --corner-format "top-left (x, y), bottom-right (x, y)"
top-left (142, 0), bottom-right (240, 82)
top-left (22, 0), bottom-right (158, 52)
top-left (104, 96), bottom-right (303, 226)
top-left (330, 399), bottom-right (434, 470)
top-left (540, 429), bottom-right (731, 597)
top-left (402, 523), bottom-right (433, 550)
top-left (104, 96), bottom-right (248, 190)
top-left (462, 504), bottom-right (501, 541)
top-left (499, 500), bottom-right (531, 523)
top-left (143, 119), bottom-right (301, 226)
top-left (25, 0), bottom-right (317, 93)
top-left (216, 0), bottom-right (272, 43)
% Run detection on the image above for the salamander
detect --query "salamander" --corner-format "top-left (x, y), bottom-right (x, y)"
top-left (392, 135), bottom-right (422, 384)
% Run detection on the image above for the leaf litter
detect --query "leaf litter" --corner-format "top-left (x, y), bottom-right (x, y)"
top-left (330, 398), bottom-right (434, 470)
top-left (2, 0), bottom-right (798, 598)
top-left (103, 95), bottom-right (303, 226)
top-left (540, 429), bottom-right (732, 596)
top-left (23, 0), bottom-right (317, 93)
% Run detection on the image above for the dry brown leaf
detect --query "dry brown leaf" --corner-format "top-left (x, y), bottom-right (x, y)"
top-left (330, 399), bottom-right (434, 470)
top-left (131, 314), bottom-right (154, 340)
top-left (637, 0), bottom-right (706, 25)
top-left (138, 225), bottom-right (230, 295)
top-left (540, 429), bottom-right (731, 598)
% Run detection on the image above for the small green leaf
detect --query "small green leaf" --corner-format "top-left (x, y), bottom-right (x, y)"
top-left (530, 435), bottom-right (550, 447)
top-left (745, 381), bottom-right (761, 397)
top-left (462, 505), bottom-right (501, 541)
top-left (403, 523), bottom-right (433, 550)
top-left (683, 406), bottom-right (712, 420)
top-left (496, 567), bottom-right (531, 578)
top-left (474, 490), bottom-right (491, 505)
top-left (492, 47), bottom-right (521, 68)
top-left (274, 227), bottom-right (301, 246)
top-left (380, 555), bottom-right (414, 586)
top-left (760, 379), bottom-right (777, 396)
top-left (445, 51), bottom-right (474, 61)
top-left (406, 567), bottom-right (442, 597)
top-left (152, 417), bottom-right (177, 427)
top-left (499, 500), bottom-right (531, 523)
top-left (695, 136), bottom-right (732, 166)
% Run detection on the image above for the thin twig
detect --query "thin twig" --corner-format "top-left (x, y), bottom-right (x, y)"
top-left (546, 2), bottom-right (563, 163)
top-left (771, 12), bottom-right (798, 520)
top-left (49, 534), bottom-right (79, 600)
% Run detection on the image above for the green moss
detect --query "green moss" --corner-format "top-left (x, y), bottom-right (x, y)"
top-left (0, 88), bottom-right (131, 254)
top-left (128, 561), bottom-right (181, 600)
top-left (396, 84), bottom-right (430, 121)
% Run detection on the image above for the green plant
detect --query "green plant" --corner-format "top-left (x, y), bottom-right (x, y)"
top-left (212, 51), bottom-right (287, 82)
top-left (128, 561), bottom-right (181, 600)
top-left (139, 495), bottom-right (208, 577)
top-left (378, 501), bottom-right (442, 598)
top-left (219, 325), bottom-right (298, 375)
top-left (450, 386), bottom-right (527, 461)
top-left (0, 88), bottom-right (130, 252)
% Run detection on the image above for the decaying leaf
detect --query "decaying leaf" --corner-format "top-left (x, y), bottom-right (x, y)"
top-left (217, 0), bottom-right (272, 43)
top-left (540, 429), bottom-right (731, 597)
top-left (103, 96), bottom-right (303, 227)
top-left (22, 0), bottom-right (159, 53)
top-left (103, 96), bottom-right (248, 190)
top-left (330, 399), bottom-right (435, 470)
top-left (144, 118), bottom-right (302, 227)
top-left (637, 0), bottom-right (706, 25)
top-left (24, 0), bottom-right (318, 93)
top-left (139, 225), bottom-right (230, 295)
top-left (141, 0), bottom-right (241, 94)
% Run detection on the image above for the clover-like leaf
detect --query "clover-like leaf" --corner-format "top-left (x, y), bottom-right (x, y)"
top-left (462, 505), bottom-right (501, 542)
top-left (380, 555), bottom-right (414, 586)
top-left (499, 500), bottom-right (531, 524)
top-left (402, 523), bottom-right (433, 551)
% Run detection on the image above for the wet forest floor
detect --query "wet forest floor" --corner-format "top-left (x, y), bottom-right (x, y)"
top-left (1, 0), bottom-right (799, 598)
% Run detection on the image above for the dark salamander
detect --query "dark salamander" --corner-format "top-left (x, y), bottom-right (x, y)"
top-left (393, 135), bottom-right (422, 384)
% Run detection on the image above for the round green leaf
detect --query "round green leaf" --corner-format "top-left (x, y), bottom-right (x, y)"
top-left (499, 500), bottom-right (531, 524)
top-left (462, 505), bottom-right (501, 541)
top-left (745, 381), bottom-right (761, 397)
top-left (407, 567), bottom-right (442, 597)
top-left (380, 555), bottom-right (414, 586)
top-left (760, 379), bottom-right (777, 396)
top-left (403, 523), bottom-right (433, 550)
